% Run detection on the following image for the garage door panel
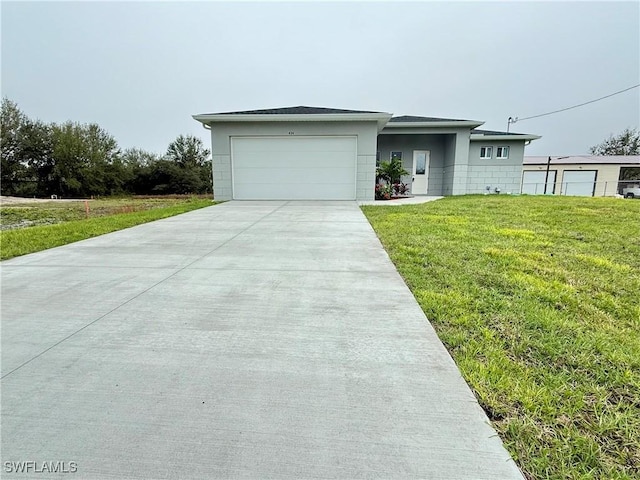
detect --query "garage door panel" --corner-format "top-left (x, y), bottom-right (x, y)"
top-left (522, 171), bottom-right (556, 195)
top-left (233, 167), bottom-right (354, 184)
top-left (562, 171), bottom-right (596, 196)
top-left (234, 151), bottom-right (355, 169)
top-left (231, 136), bottom-right (357, 200)
top-left (234, 182), bottom-right (354, 201)
top-left (233, 137), bottom-right (355, 154)
top-left (235, 144), bottom-right (356, 154)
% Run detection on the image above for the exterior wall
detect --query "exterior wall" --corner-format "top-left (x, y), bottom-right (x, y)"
top-left (522, 163), bottom-right (622, 196)
top-left (209, 121), bottom-right (379, 201)
top-left (208, 120), bottom-right (537, 200)
top-left (442, 135), bottom-right (457, 195)
top-left (467, 140), bottom-right (526, 194)
top-left (376, 134), bottom-right (448, 195)
top-left (451, 132), bottom-right (470, 195)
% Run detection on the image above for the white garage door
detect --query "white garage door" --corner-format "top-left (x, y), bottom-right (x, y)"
top-left (562, 170), bottom-right (596, 197)
top-left (522, 170), bottom-right (557, 195)
top-left (231, 136), bottom-right (357, 200)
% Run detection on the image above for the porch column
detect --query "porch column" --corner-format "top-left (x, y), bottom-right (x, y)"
top-left (451, 131), bottom-right (470, 195)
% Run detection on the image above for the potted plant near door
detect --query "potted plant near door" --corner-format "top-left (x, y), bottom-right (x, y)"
top-left (375, 158), bottom-right (409, 200)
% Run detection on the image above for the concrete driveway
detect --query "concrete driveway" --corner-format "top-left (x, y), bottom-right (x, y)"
top-left (1, 201), bottom-right (523, 479)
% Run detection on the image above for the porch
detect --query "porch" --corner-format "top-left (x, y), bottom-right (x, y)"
top-left (376, 133), bottom-right (459, 196)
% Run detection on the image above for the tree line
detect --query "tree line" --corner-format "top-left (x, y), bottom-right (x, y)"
top-left (1, 98), bottom-right (212, 198)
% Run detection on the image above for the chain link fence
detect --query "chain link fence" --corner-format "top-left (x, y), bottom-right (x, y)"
top-left (521, 179), bottom-right (640, 197)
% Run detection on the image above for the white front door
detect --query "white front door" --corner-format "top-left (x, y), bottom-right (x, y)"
top-left (412, 150), bottom-right (430, 195)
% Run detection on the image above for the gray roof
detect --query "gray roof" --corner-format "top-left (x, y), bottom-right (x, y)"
top-left (389, 115), bottom-right (468, 123)
top-left (524, 155), bottom-right (640, 165)
top-left (211, 106), bottom-right (384, 115)
top-left (472, 129), bottom-right (529, 136)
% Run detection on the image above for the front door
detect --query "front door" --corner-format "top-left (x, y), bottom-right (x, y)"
top-left (412, 150), bottom-right (430, 195)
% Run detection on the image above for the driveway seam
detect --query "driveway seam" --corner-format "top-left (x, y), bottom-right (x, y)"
top-left (1, 202), bottom-right (290, 381)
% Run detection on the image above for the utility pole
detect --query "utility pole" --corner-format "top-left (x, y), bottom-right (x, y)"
top-left (543, 156), bottom-right (568, 194)
top-left (544, 156), bottom-right (552, 194)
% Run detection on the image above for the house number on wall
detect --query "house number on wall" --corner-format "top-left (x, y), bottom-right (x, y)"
top-left (288, 131), bottom-right (294, 135)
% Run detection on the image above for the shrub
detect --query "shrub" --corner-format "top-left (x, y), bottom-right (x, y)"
top-left (375, 183), bottom-right (392, 200)
top-left (393, 183), bottom-right (409, 196)
top-left (376, 158), bottom-right (409, 185)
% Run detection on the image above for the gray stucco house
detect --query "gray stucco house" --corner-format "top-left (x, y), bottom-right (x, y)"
top-left (193, 106), bottom-right (540, 201)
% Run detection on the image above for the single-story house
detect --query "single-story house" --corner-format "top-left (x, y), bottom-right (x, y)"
top-left (522, 155), bottom-right (640, 197)
top-left (193, 106), bottom-right (540, 201)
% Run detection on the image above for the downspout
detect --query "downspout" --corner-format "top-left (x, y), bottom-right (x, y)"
top-left (201, 122), bottom-right (213, 198)
top-left (522, 140), bottom-right (532, 194)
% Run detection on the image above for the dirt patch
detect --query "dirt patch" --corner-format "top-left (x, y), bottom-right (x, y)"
top-left (0, 196), bottom-right (88, 205)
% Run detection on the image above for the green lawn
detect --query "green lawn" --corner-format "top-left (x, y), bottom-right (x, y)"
top-left (362, 196), bottom-right (640, 480)
top-left (0, 197), bottom-right (216, 260)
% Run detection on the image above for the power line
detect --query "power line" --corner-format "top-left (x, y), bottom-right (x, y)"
top-left (508, 84), bottom-right (640, 129)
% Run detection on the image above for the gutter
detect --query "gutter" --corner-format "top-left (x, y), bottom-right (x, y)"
top-left (470, 134), bottom-right (542, 141)
top-left (192, 112), bottom-right (394, 132)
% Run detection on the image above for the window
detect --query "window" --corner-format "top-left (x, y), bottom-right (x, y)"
top-left (391, 151), bottom-right (402, 161)
top-left (415, 152), bottom-right (427, 175)
top-left (496, 146), bottom-right (509, 159)
top-left (376, 151), bottom-right (381, 167)
top-left (480, 147), bottom-right (492, 159)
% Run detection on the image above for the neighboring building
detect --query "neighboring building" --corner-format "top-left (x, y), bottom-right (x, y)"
top-left (193, 106), bottom-right (540, 201)
top-left (522, 155), bottom-right (640, 197)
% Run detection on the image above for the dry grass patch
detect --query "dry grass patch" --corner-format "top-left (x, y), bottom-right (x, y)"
top-left (1, 196), bottom-right (215, 260)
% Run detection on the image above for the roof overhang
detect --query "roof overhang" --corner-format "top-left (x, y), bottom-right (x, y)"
top-left (470, 133), bottom-right (542, 141)
top-left (524, 155), bottom-right (639, 165)
top-left (384, 120), bottom-right (484, 129)
top-left (193, 112), bottom-right (394, 132)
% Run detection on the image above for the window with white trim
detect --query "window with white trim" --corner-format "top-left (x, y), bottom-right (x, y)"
top-left (480, 147), bottom-right (492, 159)
top-left (496, 146), bottom-right (509, 159)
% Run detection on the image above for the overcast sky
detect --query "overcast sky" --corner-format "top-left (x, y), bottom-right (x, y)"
top-left (2, 1), bottom-right (639, 156)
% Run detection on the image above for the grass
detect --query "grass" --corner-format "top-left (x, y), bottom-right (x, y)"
top-left (362, 195), bottom-right (640, 480)
top-left (0, 197), bottom-right (215, 260)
